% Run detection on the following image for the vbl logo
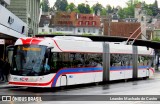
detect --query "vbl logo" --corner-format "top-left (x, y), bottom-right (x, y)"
top-left (20, 77), bottom-right (28, 81)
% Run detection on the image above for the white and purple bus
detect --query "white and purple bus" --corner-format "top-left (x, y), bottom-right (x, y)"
top-left (7, 36), bottom-right (154, 88)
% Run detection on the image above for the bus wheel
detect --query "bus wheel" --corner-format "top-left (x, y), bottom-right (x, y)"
top-left (95, 82), bottom-right (99, 86)
top-left (125, 79), bottom-right (127, 82)
top-left (60, 86), bottom-right (65, 90)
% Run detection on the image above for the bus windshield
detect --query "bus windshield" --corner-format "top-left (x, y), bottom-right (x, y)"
top-left (11, 45), bottom-right (47, 76)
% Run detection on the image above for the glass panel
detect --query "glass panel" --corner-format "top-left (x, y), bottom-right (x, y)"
top-left (50, 52), bottom-right (103, 72)
top-left (11, 45), bottom-right (47, 76)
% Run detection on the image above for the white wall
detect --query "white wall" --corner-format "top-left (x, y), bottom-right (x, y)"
top-left (38, 24), bottom-right (53, 33)
top-left (75, 27), bottom-right (100, 35)
top-left (54, 26), bottom-right (74, 34)
top-left (38, 25), bottom-right (100, 35)
top-left (0, 5), bottom-right (27, 37)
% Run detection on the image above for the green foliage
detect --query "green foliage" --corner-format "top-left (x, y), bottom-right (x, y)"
top-left (66, 3), bottom-right (76, 12)
top-left (92, 3), bottom-right (103, 15)
top-left (152, 37), bottom-right (160, 42)
top-left (39, 32), bottom-right (49, 34)
top-left (118, 8), bottom-right (126, 19)
top-left (52, 32), bottom-right (64, 35)
top-left (82, 33), bottom-right (93, 36)
top-left (100, 8), bottom-right (107, 16)
top-left (77, 3), bottom-right (91, 14)
top-left (40, 0), bottom-right (49, 12)
top-left (49, 0), bottom-right (159, 17)
top-left (118, 0), bottom-right (159, 19)
top-left (54, 0), bottom-right (68, 11)
top-left (118, 0), bottom-right (135, 19)
top-left (106, 5), bottom-right (114, 14)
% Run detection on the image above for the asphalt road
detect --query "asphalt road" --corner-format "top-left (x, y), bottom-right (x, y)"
top-left (1, 72), bottom-right (160, 104)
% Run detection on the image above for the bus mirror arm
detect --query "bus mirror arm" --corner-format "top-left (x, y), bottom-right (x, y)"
top-left (47, 46), bottom-right (54, 49)
top-left (45, 47), bottom-right (53, 58)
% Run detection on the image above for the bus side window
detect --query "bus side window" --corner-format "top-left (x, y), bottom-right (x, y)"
top-left (50, 53), bottom-right (58, 73)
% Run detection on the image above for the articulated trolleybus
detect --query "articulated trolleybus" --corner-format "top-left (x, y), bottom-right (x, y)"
top-left (8, 36), bottom-right (154, 88)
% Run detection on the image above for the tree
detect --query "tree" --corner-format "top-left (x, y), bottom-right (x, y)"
top-left (85, 4), bottom-right (91, 14)
top-left (106, 5), bottom-right (114, 14)
top-left (54, 0), bottom-right (68, 11)
top-left (41, 0), bottom-right (50, 12)
top-left (92, 3), bottom-right (103, 15)
top-left (152, 0), bottom-right (159, 16)
top-left (66, 3), bottom-right (76, 12)
top-left (100, 8), bottom-right (107, 16)
top-left (117, 0), bottom-right (139, 18)
top-left (118, 8), bottom-right (126, 19)
top-left (143, 4), bottom-right (153, 16)
top-left (77, 3), bottom-right (91, 14)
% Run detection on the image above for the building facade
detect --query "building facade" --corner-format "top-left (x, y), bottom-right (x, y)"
top-left (103, 22), bottom-right (141, 38)
top-left (38, 12), bottom-right (101, 35)
top-left (134, 2), bottom-right (147, 40)
top-left (38, 14), bottom-right (52, 34)
top-left (7, 0), bottom-right (40, 36)
top-left (0, 0), bottom-right (27, 59)
top-left (74, 13), bottom-right (101, 35)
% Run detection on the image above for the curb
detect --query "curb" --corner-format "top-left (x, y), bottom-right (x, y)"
top-left (0, 85), bottom-right (19, 89)
top-left (0, 83), bottom-right (19, 89)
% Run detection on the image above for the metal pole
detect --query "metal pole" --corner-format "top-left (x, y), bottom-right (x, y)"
top-left (133, 46), bottom-right (138, 79)
top-left (103, 42), bottom-right (110, 82)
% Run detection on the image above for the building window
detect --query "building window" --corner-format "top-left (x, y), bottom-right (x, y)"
top-left (61, 27), bottom-right (64, 31)
top-left (83, 28), bottom-right (85, 33)
top-left (86, 21), bottom-right (89, 26)
top-left (49, 29), bottom-right (52, 33)
top-left (92, 22), bottom-right (96, 26)
top-left (57, 27), bottom-right (60, 31)
top-left (69, 27), bottom-right (72, 31)
top-left (82, 16), bottom-right (86, 19)
top-left (42, 29), bottom-right (45, 32)
top-left (64, 27), bottom-right (68, 31)
top-left (93, 28), bottom-right (95, 33)
top-left (88, 28), bottom-right (90, 33)
top-left (79, 21), bottom-right (83, 25)
top-left (89, 17), bottom-right (93, 20)
top-left (78, 28), bottom-right (81, 33)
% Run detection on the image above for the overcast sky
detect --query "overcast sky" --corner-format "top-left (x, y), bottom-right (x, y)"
top-left (48, 0), bottom-right (160, 8)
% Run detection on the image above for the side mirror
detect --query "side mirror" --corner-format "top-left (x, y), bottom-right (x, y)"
top-left (47, 46), bottom-right (54, 49)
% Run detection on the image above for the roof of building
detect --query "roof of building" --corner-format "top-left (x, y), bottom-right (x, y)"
top-left (103, 22), bottom-right (141, 38)
top-left (75, 13), bottom-right (101, 27)
top-left (39, 15), bottom-right (51, 27)
top-left (48, 12), bottom-right (101, 28)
